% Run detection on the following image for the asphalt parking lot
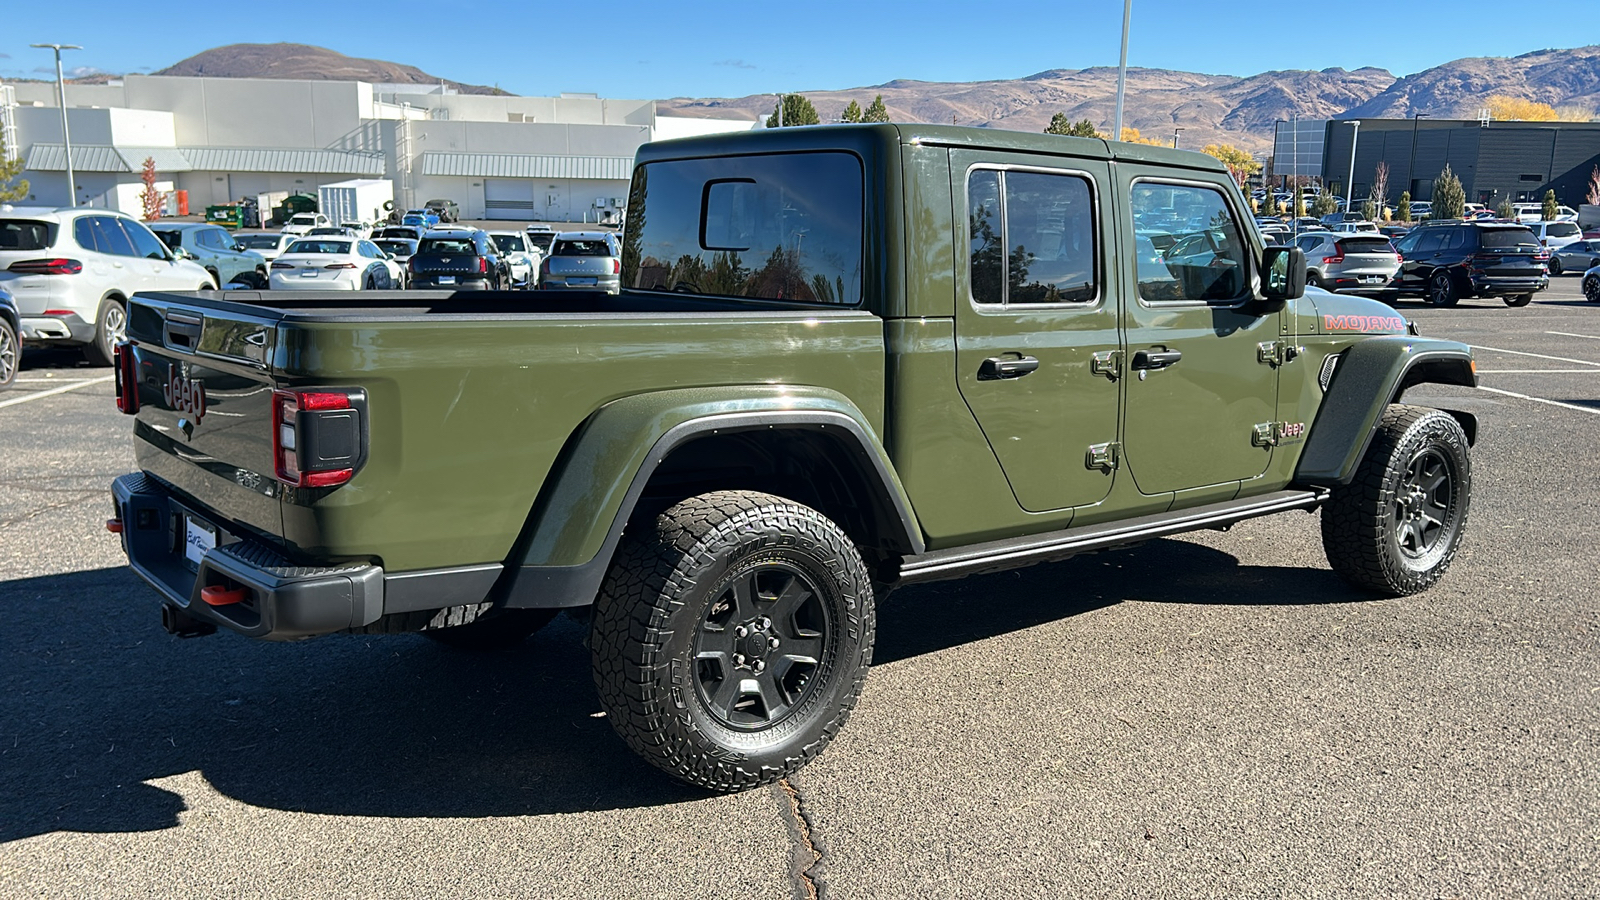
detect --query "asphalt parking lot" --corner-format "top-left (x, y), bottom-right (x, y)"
top-left (2, 279), bottom-right (1597, 898)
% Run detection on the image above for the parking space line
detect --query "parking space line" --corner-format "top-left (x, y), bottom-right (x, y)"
top-left (1477, 369), bottom-right (1600, 374)
top-left (1478, 386), bottom-right (1600, 417)
top-left (1547, 331), bottom-right (1600, 341)
top-left (1469, 345), bottom-right (1600, 367)
top-left (0, 375), bottom-right (116, 410)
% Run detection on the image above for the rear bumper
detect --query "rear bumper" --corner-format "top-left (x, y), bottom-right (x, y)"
top-left (411, 276), bottom-right (492, 290)
top-left (112, 472), bottom-right (383, 640)
top-left (20, 313), bottom-right (95, 344)
top-left (1468, 274), bottom-right (1547, 294)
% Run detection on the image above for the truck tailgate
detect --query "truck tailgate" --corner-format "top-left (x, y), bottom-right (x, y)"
top-left (125, 297), bottom-right (284, 542)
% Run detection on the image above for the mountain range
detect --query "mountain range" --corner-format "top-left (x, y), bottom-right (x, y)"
top-left (33, 43), bottom-right (1600, 153)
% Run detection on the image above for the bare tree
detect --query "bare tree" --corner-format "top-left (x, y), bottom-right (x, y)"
top-left (1587, 165), bottom-right (1600, 207)
top-left (1371, 161), bottom-right (1389, 213)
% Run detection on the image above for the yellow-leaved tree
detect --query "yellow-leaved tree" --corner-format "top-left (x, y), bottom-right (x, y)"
top-left (1486, 96), bottom-right (1558, 121)
top-left (1201, 143), bottom-right (1261, 187)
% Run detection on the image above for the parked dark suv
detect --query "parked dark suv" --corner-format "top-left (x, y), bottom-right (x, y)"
top-left (408, 227), bottom-right (511, 290)
top-left (1391, 220), bottom-right (1548, 307)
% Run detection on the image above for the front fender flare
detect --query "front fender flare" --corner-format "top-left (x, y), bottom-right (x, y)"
top-left (499, 385), bottom-right (921, 608)
top-left (1295, 336), bottom-right (1477, 487)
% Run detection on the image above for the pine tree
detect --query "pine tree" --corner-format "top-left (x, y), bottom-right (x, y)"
top-left (1432, 164), bottom-right (1465, 219)
top-left (1541, 189), bottom-right (1558, 222)
top-left (862, 95), bottom-right (890, 123)
top-left (841, 100), bottom-right (863, 123)
top-left (766, 94), bottom-right (821, 128)
top-left (1045, 113), bottom-right (1073, 135)
top-left (1312, 192), bottom-right (1338, 217)
top-left (1496, 198), bottom-right (1515, 219)
top-left (1397, 191), bottom-right (1412, 223)
top-left (0, 130), bottom-right (29, 203)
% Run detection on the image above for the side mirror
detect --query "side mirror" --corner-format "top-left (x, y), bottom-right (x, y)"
top-left (1261, 246), bottom-right (1306, 301)
top-left (173, 246), bottom-right (194, 260)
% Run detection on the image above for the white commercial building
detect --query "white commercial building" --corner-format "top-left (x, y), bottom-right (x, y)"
top-left (0, 75), bottom-right (755, 222)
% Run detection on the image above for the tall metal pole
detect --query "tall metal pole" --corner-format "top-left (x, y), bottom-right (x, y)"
top-left (1408, 113), bottom-right (1428, 199)
top-left (1291, 117), bottom-right (1299, 235)
top-left (1344, 120), bottom-right (1361, 214)
top-left (32, 43), bottom-right (82, 207)
top-left (1113, 0), bottom-right (1131, 141)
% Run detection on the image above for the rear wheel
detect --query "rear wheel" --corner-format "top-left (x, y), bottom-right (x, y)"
top-left (591, 490), bottom-right (876, 791)
top-left (1548, 255), bottom-right (1563, 276)
top-left (1321, 405), bottom-right (1471, 596)
top-left (83, 297), bottom-right (127, 367)
top-left (1427, 270), bottom-right (1459, 307)
top-left (1503, 293), bottom-right (1533, 307)
top-left (0, 317), bottom-right (18, 389)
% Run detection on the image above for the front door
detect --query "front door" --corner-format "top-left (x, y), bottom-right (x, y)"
top-left (1116, 171), bottom-right (1281, 495)
top-left (952, 150), bottom-right (1121, 513)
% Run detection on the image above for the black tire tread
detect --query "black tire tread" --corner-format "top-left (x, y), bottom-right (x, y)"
top-left (591, 490), bottom-right (875, 792)
top-left (1321, 405), bottom-right (1471, 596)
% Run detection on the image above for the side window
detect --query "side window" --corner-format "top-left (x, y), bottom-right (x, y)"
top-left (1441, 228), bottom-right (1469, 252)
top-left (73, 217), bottom-right (101, 253)
top-left (120, 219), bottom-right (170, 260)
top-left (1412, 230), bottom-right (1445, 254)
top-left (1295, 234), bottom-right (1320, 252)
top-left (1130, 182), bottom-right (1248, 303)
top-left (90, 216), bottom-right (137, 258)
top-left (966, 168), bottom-right (1098, 307)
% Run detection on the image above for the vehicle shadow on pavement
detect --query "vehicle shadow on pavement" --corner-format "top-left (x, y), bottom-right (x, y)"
top-left (1, 542), bottom-right (1364, 841)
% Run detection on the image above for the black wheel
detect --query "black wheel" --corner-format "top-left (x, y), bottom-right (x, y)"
top-left (591, 490), bottom-right (875, 791)
top-left (228, 271), bottom-right (268, 290)
top-left (1426, 271), bottom-right (1459, 307)
top-left (1503, 293), bottom-right (1533, 307)
top-left (205, 268), bottom-right (221, 289)
top-left (0, 317), bottom-right (17, 389)
top-left (83, 297), bottom-right (126, 366)
top-left (1309, 272), bottom-right (1328, 290)
top-left (1584, 275), bottom-right (1600, 303)
top-left (1321, 405), bottom-right (1471, 596)
top-left (362, 275), bottom-right (374, 291)
top-left (1547, 255), bottom-right (1563, 276)
top-left (422, 608), bottom-right (557, 651)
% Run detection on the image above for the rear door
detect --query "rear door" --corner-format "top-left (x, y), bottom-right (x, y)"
top-left (1115, 171), bottom-right (1280, 496)
top-left (951, 150), bottom-right (1120, 512)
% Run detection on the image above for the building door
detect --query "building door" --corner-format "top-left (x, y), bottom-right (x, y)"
top-left (483, 179), bottom-right (537, 221)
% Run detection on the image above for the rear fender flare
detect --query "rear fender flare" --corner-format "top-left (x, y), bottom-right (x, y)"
top-left (1295, 336), bottom-right (1477, 487)
top-left (498, 386), bottom-right (922, 609)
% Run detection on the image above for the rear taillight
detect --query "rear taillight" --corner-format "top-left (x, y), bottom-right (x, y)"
top-left (407, 257), bottom-right (417, 273)
top-left (612, 258), bottom-right (621, 274)
top-left (272, 389), bottom-right (364, 488)
top-left (323, 262), bottom-right (357, 270)
top-left (113, 342), bottom-right (139, 414)
top-left (1322, 253), bottom-right (1344, 264)
top-left (540, 258), bottom-right (551, 274)
top-left (270, 261), bottom-right (294, 269)
top-left (478, 257), bottom-right (489, 274)
top-left (9, 258), bottom-right (83, 275)
top-left (1395, 253), bottom-right (1403, 263)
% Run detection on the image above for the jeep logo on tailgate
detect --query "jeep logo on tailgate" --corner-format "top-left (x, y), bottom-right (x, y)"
top-left (163, 367), bottom-right (207, 423)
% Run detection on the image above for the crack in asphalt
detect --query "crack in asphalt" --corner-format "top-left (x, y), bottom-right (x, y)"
top-left (0, 491), bottom-right (104, 530)
top-left (775, 778), bottom-right (827, 900)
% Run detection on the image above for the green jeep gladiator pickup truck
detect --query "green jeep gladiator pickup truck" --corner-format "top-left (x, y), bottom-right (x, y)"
top-left (110, 124), bottom-right (1478, 791)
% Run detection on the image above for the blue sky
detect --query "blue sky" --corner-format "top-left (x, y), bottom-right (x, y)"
top-left (1, 1), bottom-right (1587, 99)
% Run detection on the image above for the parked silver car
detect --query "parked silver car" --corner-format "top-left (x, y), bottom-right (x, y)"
top-left (1295, 231), bottom-right (1400, 297)
top-left (1549, 238), bottom-right (1600, 276)
top-left (539, 231), bottom-right (621, 294)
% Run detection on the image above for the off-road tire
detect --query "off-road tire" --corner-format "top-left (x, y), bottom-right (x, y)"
top-left (0, 317), bottom-right (18, 389)
top-left (591, 490), bottom-right (875, 791)
top-left (1427, 270), bottom-right (1459, 307)
top-left (83, 297), bottom-right (127, 366)
top-left (1321, 405), bottom-right (1471, 596)
top-left (421, 608), bottom-right (558, 651)
top-left (1503, 293), bottom-right (1533, 307)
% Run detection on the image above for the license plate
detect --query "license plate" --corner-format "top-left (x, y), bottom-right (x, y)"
top-left (1361, 275), bottom-right (1385, 284)
top-left (438, 275), bottom-right (456, 284)
top-left (184, 515), bottom-right (217, 570)
top-left (299, 270), bottom-right (319, 277)
top-left (569, 277), bottom-right (597, 286)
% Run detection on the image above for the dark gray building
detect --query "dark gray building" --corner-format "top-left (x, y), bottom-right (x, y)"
top-left (1273, 117), bottom-right (1600, 207)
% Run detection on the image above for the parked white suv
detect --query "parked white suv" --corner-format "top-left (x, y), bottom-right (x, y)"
top-left (281, 213), bottom-right (331, 236)
top-left (0, 205), bottom-right (217, 365)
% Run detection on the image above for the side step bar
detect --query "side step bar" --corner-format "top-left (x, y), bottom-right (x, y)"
top-left (895, 488), bottom-right (1330, 586)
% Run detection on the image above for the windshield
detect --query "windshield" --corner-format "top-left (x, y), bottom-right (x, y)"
top-left (553, 239), bottom-right (612, 257)
top-left (291, 215), bottom-right (317, 225)
top-left (1480, 228), bottom-right (1540, 250)
top-left (492, 234), bottom-right (526, 253)
top-left (286, 240), bottom-right (351, 255)
top-left (235, 234), bottom-right (283, 249)
top-left (0, 219), bottom-right (57, 251)
top-left (418, 237), bottom-right (476, 255)
top-left (527, 233), bottom-right (556, 253)
top-left (1337, 237), bottom-right (1394, 253)
top-left (622, 151), bottom-right (864, 305)
top-left (1546, 223), bottom-right (1580, 238)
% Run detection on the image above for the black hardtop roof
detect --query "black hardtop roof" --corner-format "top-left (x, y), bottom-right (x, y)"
top-left (638, 123), bottom-right (1228, 176)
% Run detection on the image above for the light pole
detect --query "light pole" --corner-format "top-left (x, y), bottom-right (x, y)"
top-left (1113, 0), bottom-right (1132, 141)
top-left (1408, 113), bottom-right (1429, 199)
top-left (1344, 120), bottom-right (1361, 214)
top-left (31, 43), bottom-right (81, 207)
top-left (1171, 127), bottom-right (1183, 149)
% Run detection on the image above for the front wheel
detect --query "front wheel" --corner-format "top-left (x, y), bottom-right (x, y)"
top-left (1584, 274), bottom-right (1600, 303)
top-left (591, 491), bottom-right (876, 791)
top-left (1321, 405), bottom-right (1471, 596)
top-left (1504, 293), bottom-right (1533, 307)
top-left (0, 316), bottom-right (18, 389)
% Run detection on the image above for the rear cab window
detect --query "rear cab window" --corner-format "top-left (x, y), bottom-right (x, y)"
top-left (622, 151), bottom-right (863, 305)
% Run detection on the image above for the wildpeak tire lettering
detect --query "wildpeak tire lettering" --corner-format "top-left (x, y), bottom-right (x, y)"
top-left (1324, 314), bottom-right (1406, 333)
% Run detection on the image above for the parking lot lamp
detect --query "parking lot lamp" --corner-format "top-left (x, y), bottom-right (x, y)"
top-left (1409, 113), bottom-right (1429, 198)
top-left (31, 43), bottom-right (81, 207)
top-left (1171, 127), bottom-right (1183, 149)
top-left (1113, 0), bottom-right (1131, 140)
top-left (1344, 120), bottom-right (1360, 214)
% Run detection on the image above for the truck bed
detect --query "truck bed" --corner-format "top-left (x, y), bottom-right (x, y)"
top-left (184, 288), bottom-right (845, 321)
